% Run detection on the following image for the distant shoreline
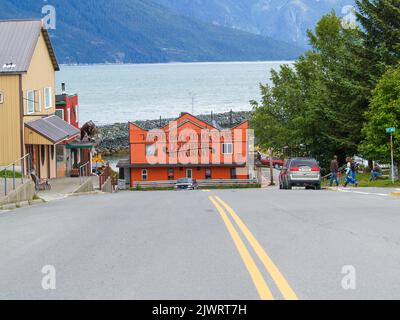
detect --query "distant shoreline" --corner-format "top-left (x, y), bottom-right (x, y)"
top-left (60, 60), bottom-right (294, 67)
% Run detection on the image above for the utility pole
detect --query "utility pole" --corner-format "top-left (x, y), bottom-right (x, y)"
top-left (189, 92), bottom-right (196, 114)
top-left (391, 133), bottom-right (395, 184)
top-left (386, 127), bottom-right (396, 183)
top-left (269, 148), bottom-right (275, 186)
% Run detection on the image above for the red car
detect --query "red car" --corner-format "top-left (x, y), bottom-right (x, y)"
top-left (260, 156), bottom-right (284, 168)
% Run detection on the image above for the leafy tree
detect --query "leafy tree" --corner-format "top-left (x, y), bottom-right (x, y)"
top-left (359, 66), bottom-right (400, 163)
top-left (251, 12), bottom-right (364, 168)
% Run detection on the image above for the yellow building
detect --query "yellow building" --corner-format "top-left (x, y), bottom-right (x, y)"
top-left (0, 19), bottom-right (79, 178)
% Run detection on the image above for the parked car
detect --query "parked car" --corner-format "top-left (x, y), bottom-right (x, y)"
top-left (260, 156), bottom-right (284, 169)
top-left (175, 178), bottom-right (199, 190)
top-left (279, 158), bottom-right (321, 190)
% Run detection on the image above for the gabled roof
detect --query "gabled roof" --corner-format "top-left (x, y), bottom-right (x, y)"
top-left (161, 112), bottom-right (217, 131)
top-left (25, 115), bottom-right (80, 144)
top-left (0, 19), bottom-right (59, 74)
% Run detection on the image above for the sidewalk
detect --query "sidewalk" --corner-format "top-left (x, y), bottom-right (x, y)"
top-left (328, 186), bottom-right (400, 197)
top-left (38, 176), bottom-right (100, 202)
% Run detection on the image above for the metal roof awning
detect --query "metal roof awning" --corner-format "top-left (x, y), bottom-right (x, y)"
top-left (66, 141), bottom-right (96, 149)
top-left (25, 115), bottom-right (80, 144)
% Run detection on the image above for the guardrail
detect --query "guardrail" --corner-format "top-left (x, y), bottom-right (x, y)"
top-left (132, 179), bottom-right (259, 189)
top-left (79, 161), bottom-right (91, 185)
top-left (1, 154), bottom-right (31, 196)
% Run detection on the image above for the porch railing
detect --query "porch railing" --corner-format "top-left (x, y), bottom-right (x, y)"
top-left (1, 154), bottom-right (31, 196)
top-left (79, 161), bottom-right (91, 185)
top-left (99, 165), bottom-right (112, 190)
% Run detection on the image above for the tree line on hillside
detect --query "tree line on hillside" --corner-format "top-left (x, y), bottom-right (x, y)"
top-left (251, 0), bottom-right (400, 171)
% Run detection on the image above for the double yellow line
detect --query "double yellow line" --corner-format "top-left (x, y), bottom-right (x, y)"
top-left (209, 195), bottom-right (298, 300)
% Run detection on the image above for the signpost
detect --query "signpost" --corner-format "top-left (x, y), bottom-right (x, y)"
top-left (386, 127), bottom-right (396, 184)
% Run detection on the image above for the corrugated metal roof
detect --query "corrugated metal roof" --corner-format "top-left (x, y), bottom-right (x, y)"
top-left (25, 115), bottom-right (80, 143)
top-left (0, 19), bottom-right (59, 74)
top-left (46, 115), bottom-right (80, 137)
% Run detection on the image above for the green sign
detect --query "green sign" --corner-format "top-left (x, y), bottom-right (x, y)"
top-left (386, 127), bottom-right (396, 134)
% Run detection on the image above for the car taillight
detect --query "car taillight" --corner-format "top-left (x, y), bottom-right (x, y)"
top-left (311, 167), bottom-right (320, 172)
top-left (290, 167), bottom-right (300, 172)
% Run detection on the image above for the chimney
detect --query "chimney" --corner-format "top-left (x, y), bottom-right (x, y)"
top-left (61, 82), bottom-right (66, 94)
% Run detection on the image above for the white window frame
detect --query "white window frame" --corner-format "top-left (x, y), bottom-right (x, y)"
top-left (27, 90), bottom-right (35, 114)
top-left (222, 143), bottom-right (233, 155)
top-left (0, 91), bottom-right (4, 104)
top-left (146, 144), bottom-right (156, 156)
top-left (44, 87), bottom-right (52, 109)
top-left (67, 108), bottom-right (71, 124)
top-left (142, 169), bottom-right (148, 181)
top-left (75, 105), bottom-right (79, 123)
top-left (186, 169), bottom-right (193, 179)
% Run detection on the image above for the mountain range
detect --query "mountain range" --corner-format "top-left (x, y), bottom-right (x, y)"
top-left (154, 0), bottom-right (355, 47)
top-left (0, 0), bottom-right (352, 64)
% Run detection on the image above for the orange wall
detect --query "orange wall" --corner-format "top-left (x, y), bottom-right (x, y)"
top-left (130, 166), bottom-right (242, 183)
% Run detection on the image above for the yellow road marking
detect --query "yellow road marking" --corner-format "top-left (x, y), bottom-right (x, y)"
top-left (209, 196), bottom-right (274, 300)
top-left (215, 196), bottom-right (298, 300)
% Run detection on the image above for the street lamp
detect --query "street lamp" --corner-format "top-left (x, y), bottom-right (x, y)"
top-left (189, 92), bottom-right (196, 114)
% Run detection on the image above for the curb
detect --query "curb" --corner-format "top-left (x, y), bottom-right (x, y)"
top-left (69, 191), bottom-right (104, 197)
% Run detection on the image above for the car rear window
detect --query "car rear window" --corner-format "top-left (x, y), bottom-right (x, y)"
top-left (291, 159), bottom-right (318, 167)
top-left (177, 179), bottom-right (190, 183)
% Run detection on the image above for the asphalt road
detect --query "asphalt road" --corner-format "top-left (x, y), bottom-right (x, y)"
top-left (1, 187), bottom-right (400, 300)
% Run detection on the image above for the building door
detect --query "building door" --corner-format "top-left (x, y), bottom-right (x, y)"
top-left (186, 169), bottom-right (193, 179)
top-left (231, 168), bottom-right (237, 179)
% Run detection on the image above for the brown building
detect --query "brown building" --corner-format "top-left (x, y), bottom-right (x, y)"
top-left (0, 19), bottom-right (79, 178)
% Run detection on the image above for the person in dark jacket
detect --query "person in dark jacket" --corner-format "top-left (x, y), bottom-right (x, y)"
top-left (330, 156), bottom-right (340, 187)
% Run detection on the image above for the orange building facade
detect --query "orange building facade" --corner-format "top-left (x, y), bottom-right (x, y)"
top-left (124, 113), bottom-right (250, 186)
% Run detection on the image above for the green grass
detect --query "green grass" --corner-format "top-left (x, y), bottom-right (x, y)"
top-left (0, 171), bottom-right (22, 179)
top-left (325, 172), bottom-right (400, 188)
top-left (356, 173), bottom-right (400, 188)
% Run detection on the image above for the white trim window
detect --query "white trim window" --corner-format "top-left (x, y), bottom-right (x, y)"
top-left (75, 105), bottom-right (79, 123)
top-left (0, 91), bottom-right (4, 104)
top-left (67, 108), bottom-right (71, 124)
top-left (146, 144), bottom-right (156, 156)
top-left (222, 143), bottom-right (233, 155)
top-left (142, 169), bottom-right (148, 181)
top-left (27, 90), bottom-right (35, 114)
top-left (44, 87), bottom-right (52, 109)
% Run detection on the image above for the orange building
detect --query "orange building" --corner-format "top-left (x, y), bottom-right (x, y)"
top-left (118, 113), bottom-right (250, 186)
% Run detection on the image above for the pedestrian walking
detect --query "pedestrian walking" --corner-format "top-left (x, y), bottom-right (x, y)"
top-left (330, 155), bottom-right (339, 187)
top-left (344, 157), bottom-right (358, 187)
